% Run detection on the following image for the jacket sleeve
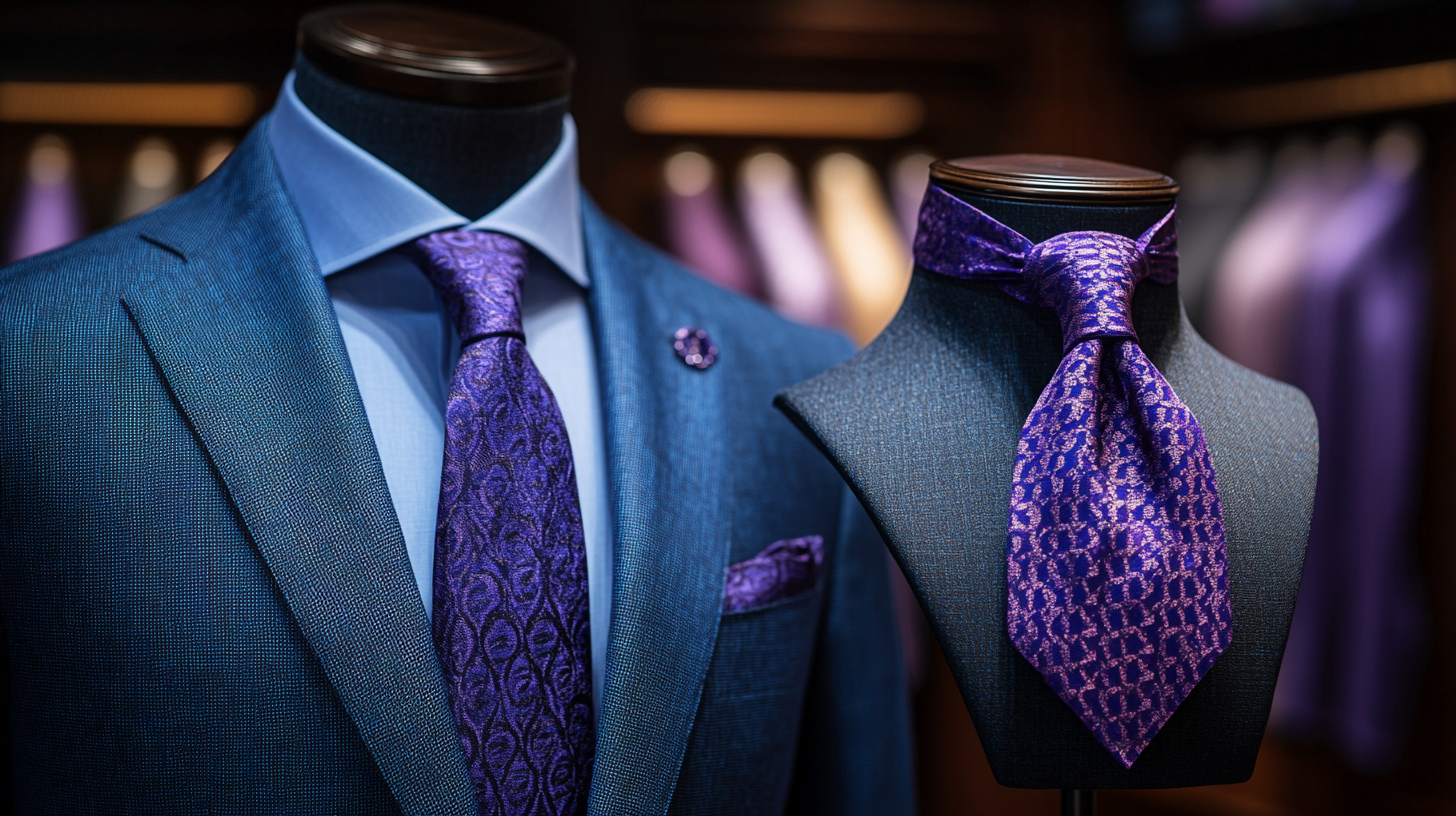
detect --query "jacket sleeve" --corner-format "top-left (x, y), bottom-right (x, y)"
top-left (787, 485), bottom-right (916, 815)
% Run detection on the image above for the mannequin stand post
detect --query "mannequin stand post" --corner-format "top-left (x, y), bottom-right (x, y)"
top-left (1062, 789), bottom-right (1096, 816)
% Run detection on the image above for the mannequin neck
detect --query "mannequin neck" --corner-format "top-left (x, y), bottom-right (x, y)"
top-left (292, 54), bottom-right (568, 219)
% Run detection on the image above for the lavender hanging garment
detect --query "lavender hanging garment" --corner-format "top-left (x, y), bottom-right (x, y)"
top-left (662, 150), bottom-right (762, 298)
top-left (737, 152), bottom-right (840, 328)
top-left (1273, 130), bottom-right (1429, 771)
top-left (913, 185), bottom-right (1232, 767)
top-left (1206, 137), bottom-right (1366, 382)
top-left (6, 135), bottom-right (85, 263)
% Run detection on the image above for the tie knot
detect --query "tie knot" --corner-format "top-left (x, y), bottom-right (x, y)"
top-left (911, 185), bottom-right (1179, 353)
top-left (1024, 231), bottom-right (1145, 349)
top-left (405, 230), bottom-right (530, 343)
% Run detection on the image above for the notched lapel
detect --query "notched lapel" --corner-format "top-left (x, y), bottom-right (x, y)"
top-left (584, 202), bottom-right (735, 815)
top-left (120, 128), bottom-right (476, 816)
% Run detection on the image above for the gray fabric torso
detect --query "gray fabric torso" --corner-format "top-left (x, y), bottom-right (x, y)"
top-left (777, 229), bottom-right (1317, 787)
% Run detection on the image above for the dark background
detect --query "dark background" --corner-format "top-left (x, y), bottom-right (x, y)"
top-left (4, 1), bottom-right (1456, 813)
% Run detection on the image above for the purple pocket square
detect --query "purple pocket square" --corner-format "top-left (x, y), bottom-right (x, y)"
top-left (722, 535), bottom-right (825, 613)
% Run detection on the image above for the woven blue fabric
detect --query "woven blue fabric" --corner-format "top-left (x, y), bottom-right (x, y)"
top-left (0, 122), bottom-right (912, 815)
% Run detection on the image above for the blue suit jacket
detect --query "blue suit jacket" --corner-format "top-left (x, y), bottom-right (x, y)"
top-left (0, 127), bottom-right (913, 815)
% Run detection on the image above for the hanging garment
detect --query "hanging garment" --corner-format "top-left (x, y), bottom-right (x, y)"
top-left (1206, 135), bottom-right (1366, 381)
top-left (889, 151), bottom-right (936, 244)
top-left (813, 152), bottom-right (912, 346)
top-left (115, 137), bottom-right (182, 222)
top-left (1272, 125), bottom-right (1429, 772)
top-left (661, 149), bottom-right (761, 297)
top-left (6, 134), bottom-right (85, 263)
top-left (736, 150), bottom-right (839, 328)
top-left (915, 187), bottom-right (1230, 768)
top-left (1173, 141), bottom-right (1266, 330)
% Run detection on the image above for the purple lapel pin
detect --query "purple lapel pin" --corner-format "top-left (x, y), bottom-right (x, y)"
top-left (674, 326), bottom-right (718, 369)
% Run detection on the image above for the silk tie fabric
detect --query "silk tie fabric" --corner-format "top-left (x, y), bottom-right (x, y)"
top-left (404, 231), bottom-right (594, 815)
top-left (913, 185), bottom-right (1232, 767)
top-left (721, 536), bottom-right (825, 614)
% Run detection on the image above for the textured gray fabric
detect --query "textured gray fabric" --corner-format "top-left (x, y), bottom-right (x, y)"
top-left (777, 269), bottom-right (1318, 788)
top-left (954, 192), bottom-right (1172, 243)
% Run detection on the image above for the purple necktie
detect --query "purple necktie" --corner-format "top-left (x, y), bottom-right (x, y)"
top-left (913, 185), bottom-right (1232, 767)
top-left (404, 231), bottom-right (593, 815)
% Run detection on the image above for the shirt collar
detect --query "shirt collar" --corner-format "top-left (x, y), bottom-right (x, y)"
top-left (267, 71), bottom-right (587, 286)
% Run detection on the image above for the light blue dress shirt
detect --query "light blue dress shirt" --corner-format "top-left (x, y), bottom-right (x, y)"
top-left (268, 73), bottom-right (612, 712)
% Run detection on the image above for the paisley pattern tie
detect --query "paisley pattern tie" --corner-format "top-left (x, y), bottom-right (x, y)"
top-left (403, 231), bottom-right (593, 815)
top-left (913, 185), bottom-right (1232, 767)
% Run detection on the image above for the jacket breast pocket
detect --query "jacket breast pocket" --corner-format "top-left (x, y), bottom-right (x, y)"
top-left (721, 535), bottom-right (823, 614)
top-left (669, 537), bottom-right (827, 816)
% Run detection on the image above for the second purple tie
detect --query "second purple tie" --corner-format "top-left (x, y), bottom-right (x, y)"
top-left (404, 230), bottom-right (593, 815)
top-left (914, 186), bottom-right (1233, 768)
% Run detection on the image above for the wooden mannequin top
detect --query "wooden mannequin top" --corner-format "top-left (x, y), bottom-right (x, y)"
top-left (775, 154), bottom-right (1318, 788)
top-left (293, 4), bottom-right (573, 218)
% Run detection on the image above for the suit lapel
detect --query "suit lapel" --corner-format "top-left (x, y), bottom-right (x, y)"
top-left (583, 202), bottom-right (734, 815)
top-left (121, 127), bottom-right (476, 815)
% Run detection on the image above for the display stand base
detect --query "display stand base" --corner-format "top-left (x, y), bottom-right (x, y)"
top-left (1061, 789), bottom-right (1096, 816)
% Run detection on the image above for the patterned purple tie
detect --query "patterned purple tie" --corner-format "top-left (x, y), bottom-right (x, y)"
top-left (403, 231), bottom-right (593, 815)
top-left (913, 185), bottom-right (1232, 767)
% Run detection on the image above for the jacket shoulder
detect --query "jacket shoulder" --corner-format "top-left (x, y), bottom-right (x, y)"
top-left (0, 212), bottom-right (170, 306)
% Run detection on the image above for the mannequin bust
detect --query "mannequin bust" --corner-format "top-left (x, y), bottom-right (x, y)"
top-left (775, 155), bottom-right (1318, 789)
top-left (292, 3), bottom-right (573, 218)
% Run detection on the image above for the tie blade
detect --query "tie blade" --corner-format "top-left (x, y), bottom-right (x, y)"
top-left (1007, 340), bottom-right (1233, 768)
top-left (418, 231), bottom-right (595, 813)
top-left (1009, 573), bottom-right (1233, 768)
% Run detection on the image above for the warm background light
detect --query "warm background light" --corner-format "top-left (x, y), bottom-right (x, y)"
top-left (625, 88), bottom-right (924, 139)
top-left (663, 150), bottom-right (714, 196)
top-left (115, 137), bottom-right (182, 221)
top-left (1196, 59), bottom-right (1456, 129)
top-left (0, 82), bottom-right (258, 127)
top-left (26, 135), bottom-right (73, 186)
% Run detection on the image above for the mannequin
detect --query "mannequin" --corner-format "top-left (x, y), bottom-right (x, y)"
top-left (776, 155), bottom-right (1318, 789)
top-left (291, 4), bottom-right (573, 218)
